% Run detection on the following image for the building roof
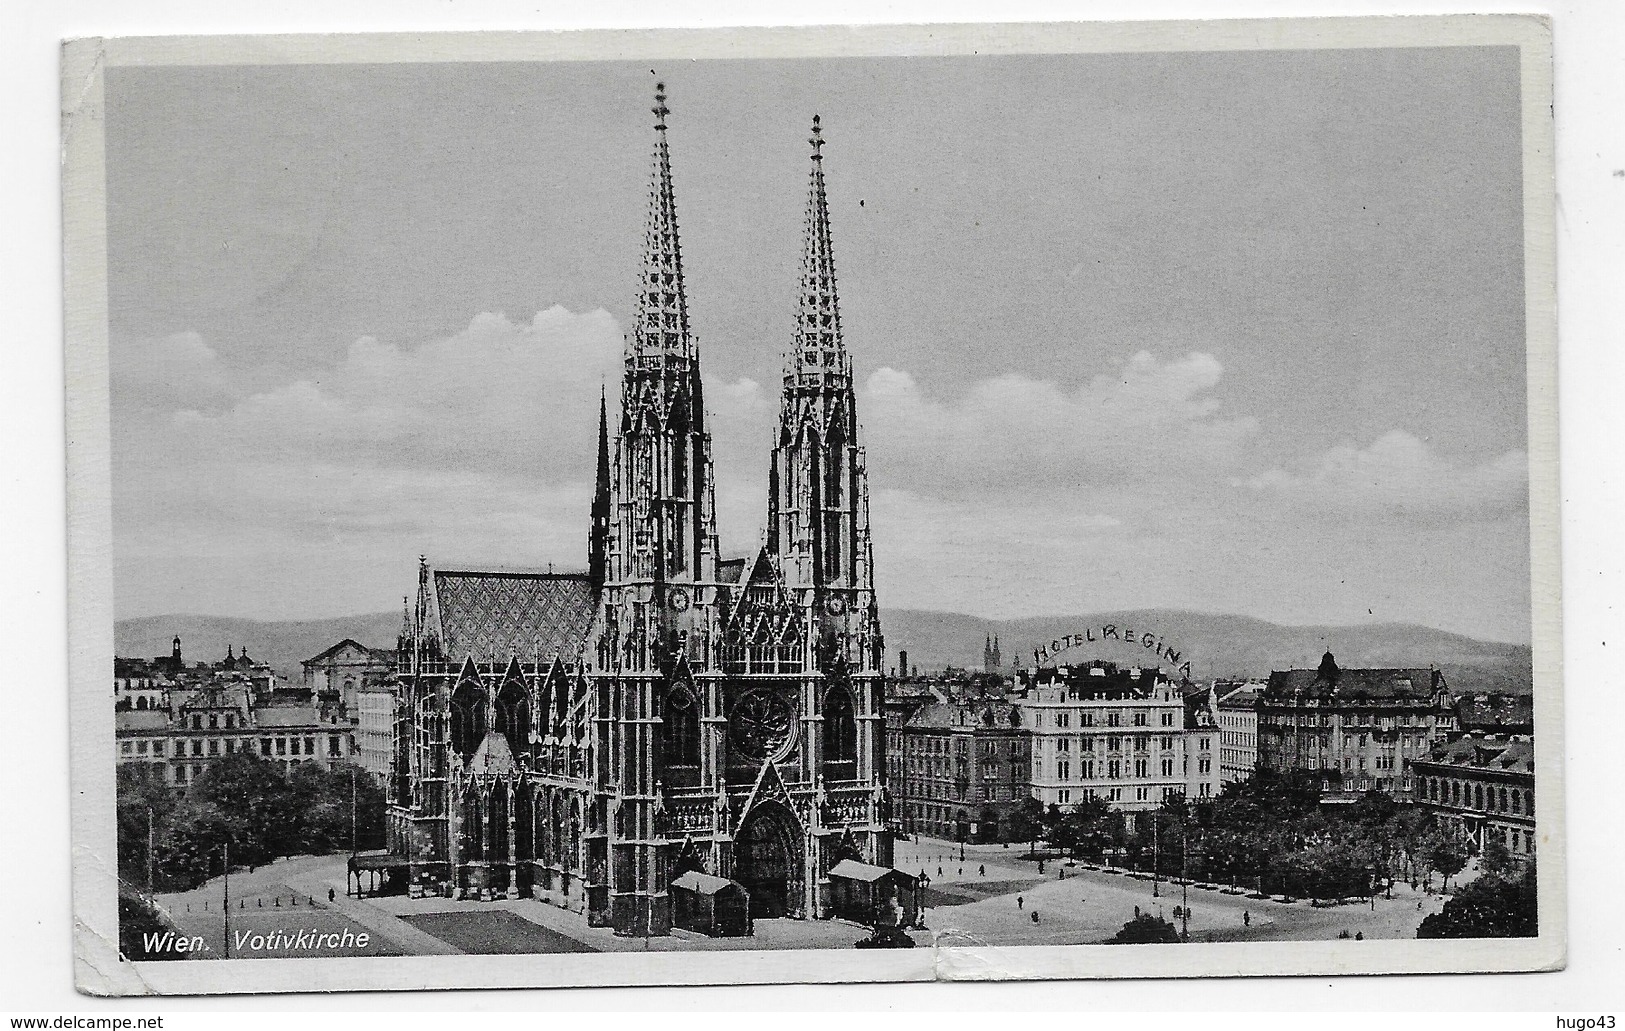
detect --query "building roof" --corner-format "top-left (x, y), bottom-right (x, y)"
top-left (1216, 683), bottom-right (1264, 709)
top-left (717, 557), bottom-right (749, 584)
top-left (301, 638), bottom-right (396, 667)
top-left (1421, 736), bottom-right (1534, 775)
top-left (253, 704), bottom-right (325, 729)
top-left (671, 870), bottom-right (738, 895)
top-left (115, 710), bottom-right (170, 733)
top-left (1016, 662), bottom-right (1175, 700)
top-left (903, 701), bottom-right (1022, 732)
top-left (1456, 694), bottom-right (1534, 732)
top-left (174, 686), bottom-right (250, 713)
top-left (469, 730), bottom-right (517, 774)
top-left (1265, 661), bottom-right (1445, 702)
top-left (432, 568), bottom-right (596, 665)
top-left (828, 860), bottom-right (896, 883)
top-left (115, 657), bottom-right (166, 679)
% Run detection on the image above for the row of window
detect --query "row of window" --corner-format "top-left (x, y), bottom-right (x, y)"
top-left (1035, 709), bottom-right (1179, 730)
top-left (120, 734), bottom-right (346, 759)
top-left (1047, 756), bottom-right (1213, 781)
top-left (1262, 712), bottom-right (1445, 728)
top-left (1048, 782), bottom-right (1213, 806)
top-left (1424, 776), bottom-right (1532, 816)
top-left (899, 781), bottom-right (1017, 803)
top-left (1046, 734), bottom-right (1209, 754)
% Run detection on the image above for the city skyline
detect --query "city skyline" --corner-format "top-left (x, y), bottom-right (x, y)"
top-left (107, 48), bottom-right (1533, 642)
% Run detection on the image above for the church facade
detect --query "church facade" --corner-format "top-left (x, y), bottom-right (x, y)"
top-left (385, 87), bottom-right (893, 937)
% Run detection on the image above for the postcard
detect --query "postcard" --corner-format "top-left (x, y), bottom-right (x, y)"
top-left (64, 15), bottom-right (1561, 994)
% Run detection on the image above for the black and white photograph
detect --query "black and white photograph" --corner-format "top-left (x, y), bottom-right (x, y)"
top-left (60, 16), bottom-right (1561, 995)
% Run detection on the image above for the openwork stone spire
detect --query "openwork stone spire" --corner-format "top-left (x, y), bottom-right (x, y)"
top-left (609, 82), bottom-right (718, 586)
top-left (790, 115), bottom-right (850, 384)
top-left (632, 82), bottom-right (692, 360)
top-left (768, 115), bottom-right (878, 638)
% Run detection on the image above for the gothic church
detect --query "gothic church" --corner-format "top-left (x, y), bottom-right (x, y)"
top-left (386, 86), bottom-right (893, 937)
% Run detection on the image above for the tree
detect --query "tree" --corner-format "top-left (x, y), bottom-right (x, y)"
top-left (1480, 837), bottom-right (1519, 881)
top-left (116, 765), bottom-right (177, 891)
top-left (1418, 863), bottom-right (1537, 939)
top-left (154, 800), bottom-right (245, 891)
top-left (1346, 790), bottom-right (1398, 827)
top-left (1107, 911), bottom-right (1181, 944)
top-left (1009, 797), bottom-right (1045, 856)
top-left (1056, 797), bottom-right (1111, 860)
top-left (1429, 836), bottom-right (1469, 893)
top-left (187, 752), bottom-right (298, 865)
top-left (287, 762), bottom-right (386, 854)
top-left (1043, 803), bottom-right (1065, 840)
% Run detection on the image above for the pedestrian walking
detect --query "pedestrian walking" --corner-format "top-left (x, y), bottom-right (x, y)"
top-left (938, 866), bottom-right (942, 876)
top-left (958, 867), bottom-right (962, 876)
top-left (1031, 910), bottom-right (1039, 924)
top-left (978, 864), bottom-right (985, 877)
top-left (1017, 895), bottom-right (1024, 910)
top-left (1243, 910), bottom-right (1250, 927)
top-left (328, 887), bottom-right (336, 903)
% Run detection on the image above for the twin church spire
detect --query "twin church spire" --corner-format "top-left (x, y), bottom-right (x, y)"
top-left (597, 85), bottom-right (874, 634)
top-left (790, 114), bottom-right (850, 385)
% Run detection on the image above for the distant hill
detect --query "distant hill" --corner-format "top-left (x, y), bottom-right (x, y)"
top-left (115, 606), bottom-right (1532, 695)
top-left (886, 608), bottom-right (1532, 695)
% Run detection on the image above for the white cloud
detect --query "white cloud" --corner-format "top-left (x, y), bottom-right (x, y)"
top-left (859, 351), bottom-right (1259, 499)
top-left (1244, 429), bottom-right (1528, 517)
top-left (111, 309), bottom-right (799, 615)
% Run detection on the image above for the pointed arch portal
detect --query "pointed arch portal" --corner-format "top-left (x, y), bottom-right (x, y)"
top-left (734, 801), bottom-right (804, 919)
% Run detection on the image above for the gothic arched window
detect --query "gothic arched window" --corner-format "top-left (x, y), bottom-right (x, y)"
top-left (462, 788), bottom-right (485, 860)
top-left (663, 686), bottom-right (701, 786)
top-left (488, 782), bottom-right (510, 862)
top-left (450, 679), bottom-right (486, 758)
top-left (823, 687), bottom-right (858, 777)
top-left (495, 679), bottom-right (531, 759)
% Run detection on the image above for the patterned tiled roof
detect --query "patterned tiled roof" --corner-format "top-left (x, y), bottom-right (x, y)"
top-left (432, 569), bottom-right (596, 665)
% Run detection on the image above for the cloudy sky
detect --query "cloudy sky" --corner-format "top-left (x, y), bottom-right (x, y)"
top-left (106, 46), bottom-right (1532, 642)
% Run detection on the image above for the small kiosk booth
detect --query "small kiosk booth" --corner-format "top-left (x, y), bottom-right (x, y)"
top-left (827, 860), bottom-right (923, 929)
top-left (670, 871), bottom-right (752, 937)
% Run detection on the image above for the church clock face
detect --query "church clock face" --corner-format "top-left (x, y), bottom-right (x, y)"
top-left (729, 690), bottom-right (796, 763)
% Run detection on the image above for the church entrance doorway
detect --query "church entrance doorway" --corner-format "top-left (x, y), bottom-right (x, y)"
top-left (734, 802), bottom-right (802, 919)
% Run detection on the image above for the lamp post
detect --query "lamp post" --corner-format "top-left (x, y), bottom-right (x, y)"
top-left (145, 805), bottom-right (155, 898)
top-left (1180, 820), bottom-right (1190, 941)
top-left (222, 840), bottom-right (231, 958)
top-left (1151, 815), bottom-right (1160, 897)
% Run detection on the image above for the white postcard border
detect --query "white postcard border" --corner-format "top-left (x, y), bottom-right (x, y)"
top-left (64, 14), bottom-right (1563, 995)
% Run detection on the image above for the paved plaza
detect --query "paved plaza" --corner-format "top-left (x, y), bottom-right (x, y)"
top-left (146, 839), bottom-right (1454, 959)
top-left (897, 835), bottom-right (1453, 946)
